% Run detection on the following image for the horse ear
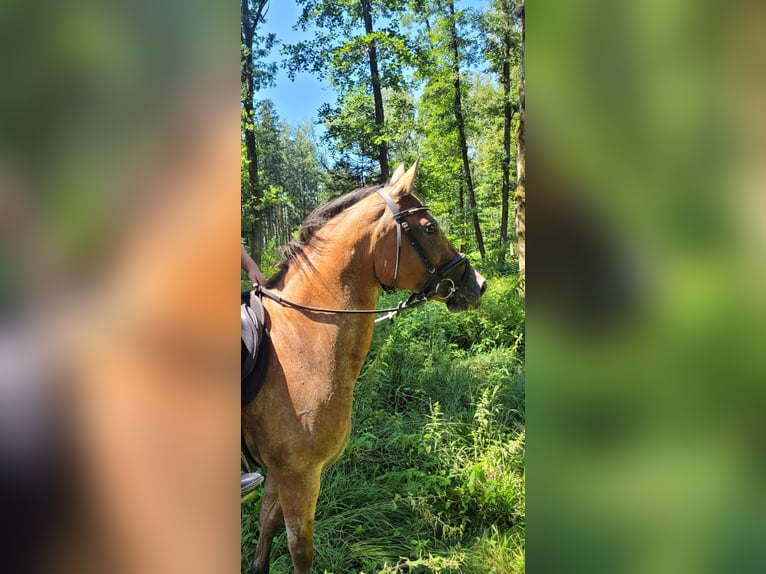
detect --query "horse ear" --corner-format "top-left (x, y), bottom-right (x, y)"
top-left (389, 157), bottom-right (419, 199)
top-left (389, 162), bottom-right (406, 186)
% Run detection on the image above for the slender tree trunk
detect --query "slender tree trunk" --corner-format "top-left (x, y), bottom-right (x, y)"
top-left (241, 0), bottom-right (269, 264)
top-left (514, 2), bottom-right (525, 277)
top-left (499, 0), bottom-right (514, 264)
top-left (361, 0), bottom-right (389, 182)
top-left (448, 0), bottom-right (485, 259)
top-left (458, 176), bottom-right (466, 253)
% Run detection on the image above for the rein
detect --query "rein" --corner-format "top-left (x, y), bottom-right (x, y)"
top-left (256, 188), bottom-right (468, 324)
top-left (255, 285), bottom-right (428, 324)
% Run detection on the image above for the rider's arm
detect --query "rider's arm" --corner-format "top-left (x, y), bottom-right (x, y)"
top-left (241, 245), bottom-right (267, 287)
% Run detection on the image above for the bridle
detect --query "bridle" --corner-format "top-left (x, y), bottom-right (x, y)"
top-left (255, 186), bottom-right (470, 323)
top-left (376, 188), bottom-right (467, 302)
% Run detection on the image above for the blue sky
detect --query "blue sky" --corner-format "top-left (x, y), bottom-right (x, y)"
top-left (256, 2), bottom-right (330, 134)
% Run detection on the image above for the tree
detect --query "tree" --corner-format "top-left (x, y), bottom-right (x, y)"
top-left (319, 158), bottom-right (366, 200)
top-left (483, 0), bottom-right (521, 264)
top-left (241, 0), bottom-right (275, 263)
top-left (406, 0), bottom-right (484, 256)
top-left (284, 0), bottom-right (413, 183)
top-left (513, 2), bottom-right (525, 276)
top-left (254, 100), bottom-right (286, 245)
top-left (246, 101), bottom-right (324, 249)
top-left (280, 121), bottom-right (323, 233)
top-left (445, 0), bottom-right (485, 259)
top-left (361, 0), bottom-right (390, 180)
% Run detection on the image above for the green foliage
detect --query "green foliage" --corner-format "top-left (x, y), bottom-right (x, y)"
top-left (287, 0), bottom-right (414, 88)
top-left (481, 0), bottom-right (523, 78)
top-left (321, 87), bottom-right (380, 162)
top-left (241, 0), bottom-right (278, 93)
top-left (319, 159), bottom-right (368, 201)
top-left (241, 275), bottom-right (524, 573)
top-left (242, 100), bottom-right (324, 253)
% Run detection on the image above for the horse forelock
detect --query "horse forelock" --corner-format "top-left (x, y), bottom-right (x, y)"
top-left (266, 185), bottom-right (384, 287)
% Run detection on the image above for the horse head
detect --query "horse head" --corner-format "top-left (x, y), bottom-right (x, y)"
top-left (373, 160), bottom-right (486, 312)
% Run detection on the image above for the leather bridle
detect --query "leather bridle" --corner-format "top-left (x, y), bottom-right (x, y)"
top-left (376, 188), bottom-right (468, 302)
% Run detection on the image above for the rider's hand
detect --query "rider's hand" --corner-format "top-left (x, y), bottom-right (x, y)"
top-left (248, 268), bottom-right (267, 287)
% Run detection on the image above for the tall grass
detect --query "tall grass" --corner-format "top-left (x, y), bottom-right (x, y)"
top-left (242, 273), bottom-right (525, 573)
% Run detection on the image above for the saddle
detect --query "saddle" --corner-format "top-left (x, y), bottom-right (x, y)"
top-left (241, 290), bottom-right (268, 407)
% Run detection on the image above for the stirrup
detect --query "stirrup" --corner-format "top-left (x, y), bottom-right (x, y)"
top-left (241, 472), bottom-right (264, 502)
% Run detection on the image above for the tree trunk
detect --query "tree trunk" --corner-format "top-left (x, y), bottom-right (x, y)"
top-left (514, 2), bottom-right (525, 277)
top-left (458, 175), bottom-right (466, 252)
top-left (361, 0), bottom-right (389, 182)
top-left (448, 0), bottom-right (485, 259)
top-left (241, 0), bottom-right (269, 264)
top-left (499, 0), bottom-right (514, 264)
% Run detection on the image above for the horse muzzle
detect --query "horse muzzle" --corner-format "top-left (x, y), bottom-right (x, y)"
top-left (444, 261), bottom-right (486, 312)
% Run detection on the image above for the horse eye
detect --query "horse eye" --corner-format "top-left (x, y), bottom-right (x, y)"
top-left (424, 223), bottom-right (437, 234)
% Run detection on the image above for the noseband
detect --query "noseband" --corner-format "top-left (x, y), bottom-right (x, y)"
top-left (377, 188), bottom-right (467, 301)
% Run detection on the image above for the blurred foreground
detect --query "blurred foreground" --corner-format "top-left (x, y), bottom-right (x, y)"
top-left (0, 1), bottom-right (240, 573)
top-left (529, 1), bottom-right (766, 573)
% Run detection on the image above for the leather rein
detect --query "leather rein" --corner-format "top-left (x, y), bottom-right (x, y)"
top-left (255, 188), bottom-right (468, 324)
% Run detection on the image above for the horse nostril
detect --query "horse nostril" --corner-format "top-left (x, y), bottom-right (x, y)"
top-left (480, 279), bottom-right (487, 295)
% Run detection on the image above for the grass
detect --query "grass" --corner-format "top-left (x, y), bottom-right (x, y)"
top-left (242, 272), bottom-right (525, 573)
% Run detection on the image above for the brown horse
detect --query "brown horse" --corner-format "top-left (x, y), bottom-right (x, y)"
top-left (242, 161), bottom-right (486, 573)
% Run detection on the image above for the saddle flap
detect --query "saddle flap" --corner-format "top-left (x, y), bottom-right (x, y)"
top-left (241, 290), bottom-right (266, 381)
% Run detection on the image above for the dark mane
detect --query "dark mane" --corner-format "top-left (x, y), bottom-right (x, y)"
top-left (266, 184), bottom-right (382, 287)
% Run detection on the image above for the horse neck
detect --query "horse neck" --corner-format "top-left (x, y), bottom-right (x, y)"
top-left (274, 211), bottom-right (382, 315)
top-left (268, 210), bottom-right (383, 402)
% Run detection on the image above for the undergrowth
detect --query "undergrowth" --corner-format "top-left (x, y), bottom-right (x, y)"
top-left (242, 272), bottom-right (525, 573)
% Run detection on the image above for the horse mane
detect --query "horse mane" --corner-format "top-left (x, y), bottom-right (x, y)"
top-left (266, 184), bottom-right (383, 287)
